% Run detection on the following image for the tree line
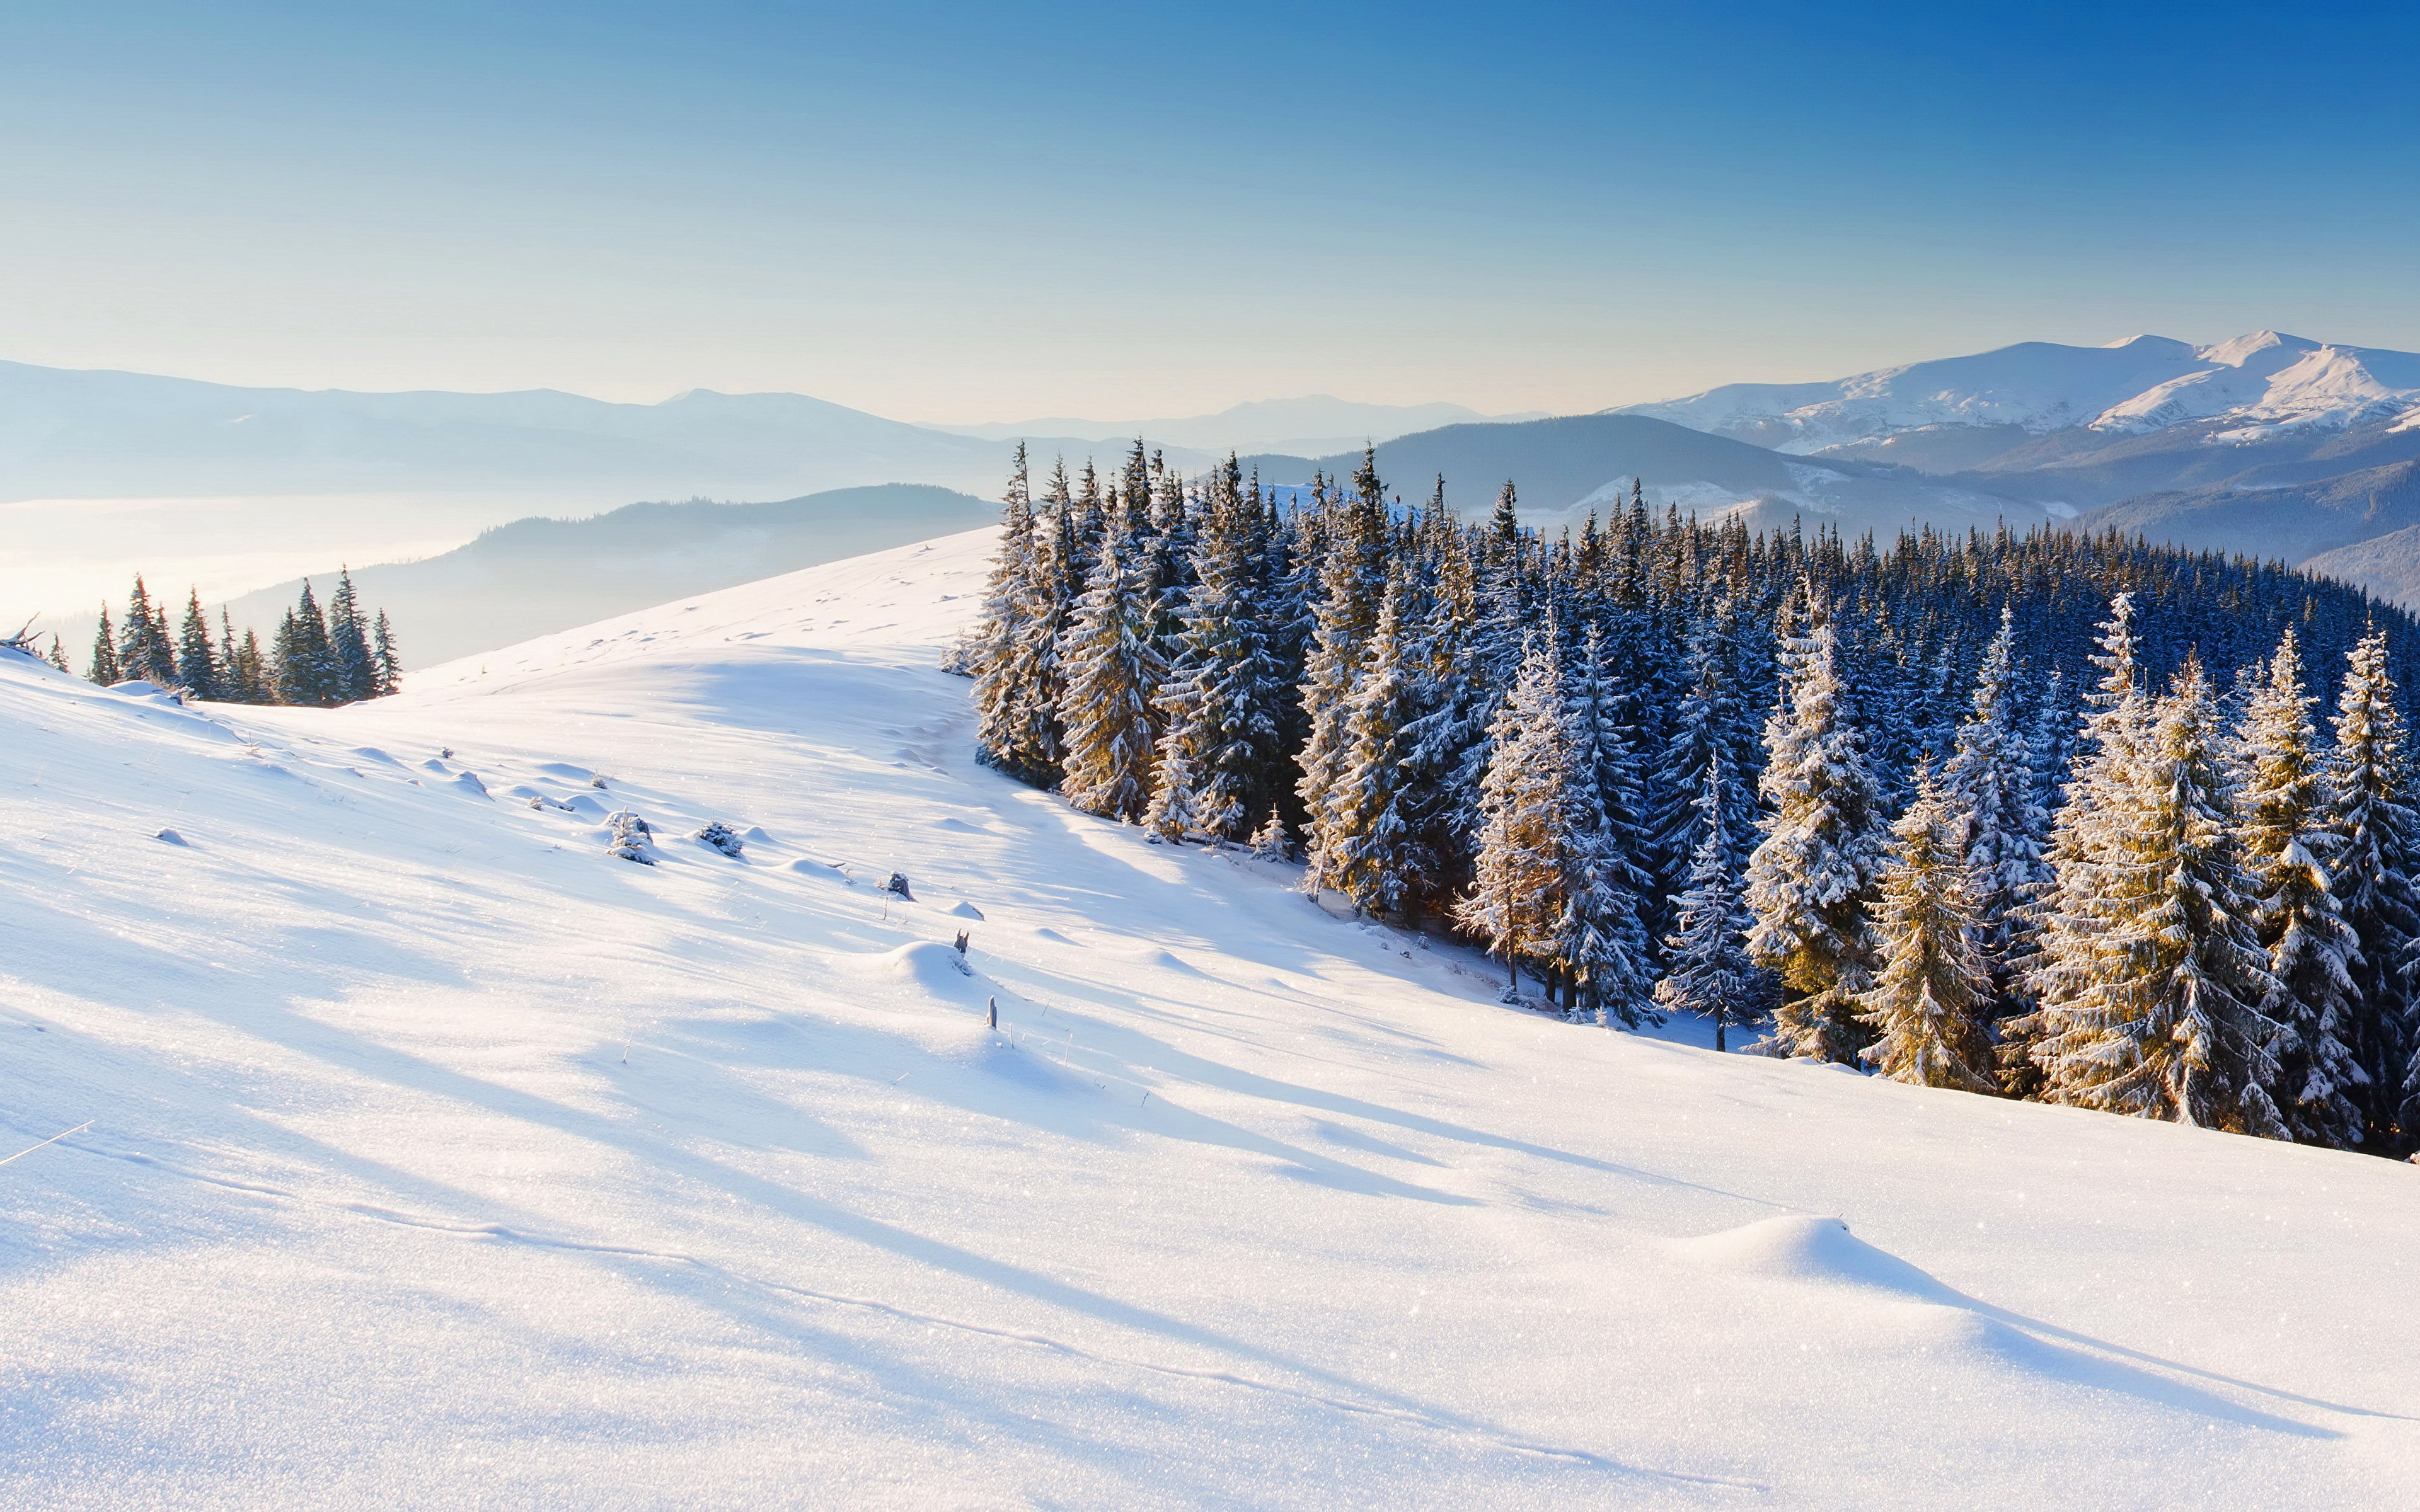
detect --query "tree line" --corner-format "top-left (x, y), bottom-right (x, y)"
top-left (957, 440), bottom-right (2420, 1157)
top-left (54, 570), bottom-right (402, 707)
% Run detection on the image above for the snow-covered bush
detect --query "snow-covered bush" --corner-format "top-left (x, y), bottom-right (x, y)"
top-left (606, 810), bottom-right (655, 864)
top-left (695, 820), bottom-right (744, 857)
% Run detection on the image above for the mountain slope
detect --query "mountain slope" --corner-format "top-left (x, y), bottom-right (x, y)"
top-left (214, 483), bottom-right (996, 669)
top-left (1248, 415), bottom-right (2051, 536)
top-left (2085, 461), bottom-right (2420, 564)
top-left (2, 532), bottom-right (2413, 1507)
top-left (1618, 332), bottom-right (2420, 458)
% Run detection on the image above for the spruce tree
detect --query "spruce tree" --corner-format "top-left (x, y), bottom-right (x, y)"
top-left (1153, 455), bottom-right (1283, 840)
top-left (1940, 605), bottom-right (2046, 1018)
top-left (1859, 761), bottom-right (1997, 1092)
top-left (45, 635), bottom-right (71, 673)
top-left (1558, 622), bottom-right (1656, 1023)
top-left (1318, 581), bottom-right (1430, 914)
top-left (1654, 752), bottom-right (1761, 1050)
top-left (1249, 805), bottom-right (1293, 862)
top-left (1056, 527), bottom-right (1167, 822)
top-left (88, 605), bottom-right (122, 685)
top-left (2324, 627), bottom-right (2420, 1149)
top-left (327, 568), bottom-right (376, 702)
top-left (2030, 658), bottom-right (2286, 1135)
top-left (1744, 587), bottom-right (1887, 1063)
top-left (1458, 633), bottom-right (1573, 997)
top-left (2235, 629), bottom-right (2366, 1147)
top-left (371, 610), bottom-right (401, 696)
top-left (176, 589), bottom-right (221, 701)
top-left (120, 575), bottom-right (176, 685)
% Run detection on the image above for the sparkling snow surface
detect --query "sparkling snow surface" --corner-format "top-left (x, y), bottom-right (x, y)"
top-left (3, 529), bottom-right (2416, 1509)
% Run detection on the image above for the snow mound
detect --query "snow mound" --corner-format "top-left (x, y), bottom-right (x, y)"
top-left (844, 939), bottom-right (980, 999)
top-left (1675, 1215), bottom-right (1950, 1300)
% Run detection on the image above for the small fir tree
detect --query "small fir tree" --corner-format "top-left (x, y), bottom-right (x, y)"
top-left (1654, 752), bottom-right (1762, 1050)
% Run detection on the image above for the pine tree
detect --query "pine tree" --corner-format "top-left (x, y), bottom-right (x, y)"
top-left (1558, 622), bottom-right (1656, 1023)
top-left (1654, 752), bottom-right (1762, 1050)
top-left (1457, 633), bottom-right (1573, 997)
top-left (119, 575), bottom-right (176, 685)
top-left (327, 568), bottom-right (375, 702)
top-left (1859, 761), bottom-right (1998, 1092)
top-left (2029, 657), bottom-right (2286, 1135)
top-left (45, 635), bottom-right (71, 673)
top-left (176, 589), bottom-right (221, 701)
top-left (2324, 627), bottom-right (2420, 1150)
top-left (1151, 455), bottom-right (1283, 840)
top-left (1744, 587), bottom-right (1887, 1063)
top-left (1940, 605), bottom-right (2045, 1017)
top-left (1057, 529), bottom-right (1167, 822)
top-left (2011, 596), bottom-right (2153, 1098)
top-left (1249, 804), bottom-right (1294, 862)
top-left (2235, 629), bottom-right (2367, 1147)
top-left (229, 629), bottom-right (270, 703)
top-left (371, 610), bottom-right (401, 696)
top-left (1318, 581), bottom-right (1431, 914)
top-left (88, 605), bottom-right (122, 685)
top-left (1294, 453), bottom-right (1391, 864)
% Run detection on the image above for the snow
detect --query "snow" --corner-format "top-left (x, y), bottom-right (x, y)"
top-left (1620, 331), bottom-right (2420, 452)
top-left (3, 529), bottom-right (2417, 1507)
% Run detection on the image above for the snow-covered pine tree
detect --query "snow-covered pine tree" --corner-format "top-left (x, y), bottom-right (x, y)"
top-left (1151, 455), bottom-right (1283, 840)
top-left (1141, 731), bottom-right (1206, 844)
top-left (2029, 656), bottom-right (2286, 1135)
top-left (971, 445), bottom-right (1049, 765)
top-left (2009, 597), bottom-right (2150, 1097)
top-left (88, 604), bottom-right (122, 685)
top-left (1456, 631), bottom-right (1572, 997)
top-left (371, 610), bottom-right (401, 696)
top-left (231, 629), bottom-right (270, 704)
top-left (327, 568), bottom-right (375, 702)
top-left (1652, 598), bottom-right (1759, 932)
top-left (1249, 804), bottom-right (1294, 862)
top-left (1318, 580), bottom-right (1431, 914)
top-left (120, 575), bottom-right (177, 685)
top-left (1294, 450), bottom-right (1393, 861)
top-left (175, 589), bottom-right (221, 701)
top-left (1940, 604), bottom-right (2046, 1018)
top-left (1858, 760), bottom-right (1997, 1092)
top-left (1653, 751), bottom-right (1762, 1050)
top-left (1056, 524), bottom-right (1167, 822)
top-left (1557, 621), bottom-right (1655, 1024)
top-left (2324, 627), bottom-right (2420, 1150)
top-left (2233, 629), bottom-right (2368, 1147)
top-left (1744, 585), bottom-right (1887, 1063)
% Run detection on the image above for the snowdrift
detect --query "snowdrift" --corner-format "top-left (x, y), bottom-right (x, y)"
top-left (1, 530), bottom-right (2414, 1509)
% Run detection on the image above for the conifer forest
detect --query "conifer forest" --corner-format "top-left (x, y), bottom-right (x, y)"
top-left (63, 569), bottom-right (403, 707)
top-left (960, 442), bottom-right (2420, 1157)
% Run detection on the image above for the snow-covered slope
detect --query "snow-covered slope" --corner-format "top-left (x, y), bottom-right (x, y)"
top-left (3, 532), bottom-right (2416, 1508)
top-left (1618, 332), bottom-right (2420, 455)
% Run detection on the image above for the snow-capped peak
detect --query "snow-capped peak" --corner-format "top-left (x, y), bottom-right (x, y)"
top-left (1615, 331), bottom-right (2420, 453)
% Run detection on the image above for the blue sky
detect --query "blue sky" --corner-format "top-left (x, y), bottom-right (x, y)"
top-left (3, 1), bottom-right (2414, 419)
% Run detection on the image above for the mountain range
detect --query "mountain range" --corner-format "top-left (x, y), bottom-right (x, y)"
top-left (23, 329), bottom-right (2420, 656)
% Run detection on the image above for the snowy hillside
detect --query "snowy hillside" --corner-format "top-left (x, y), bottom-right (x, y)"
top-left (4, 532), bottom-right (2416, 1508)
top-left (1618, 332), bottom-right (2420, 455)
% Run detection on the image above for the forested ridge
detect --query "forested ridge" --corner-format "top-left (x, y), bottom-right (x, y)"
top-left (959, 441), bottom-right (2420, 1155)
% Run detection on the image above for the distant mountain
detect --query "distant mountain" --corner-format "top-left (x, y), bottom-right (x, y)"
top-left (214, 484), bottom-right (995, 669)
top-left (1616, 332), bottom-right (2420, 459)
top-left (2304, 524), bottom-right (2420, 609)
top-left (937, 395), bottom-right (1545, 456)
top-left (0, 360), bottom-right (1124, 503)
top-left (1242, 414), bottom-right (2051, 539)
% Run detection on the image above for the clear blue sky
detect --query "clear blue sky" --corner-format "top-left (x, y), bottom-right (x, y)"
top-left (3, 1), bottom-right (2414, 420)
